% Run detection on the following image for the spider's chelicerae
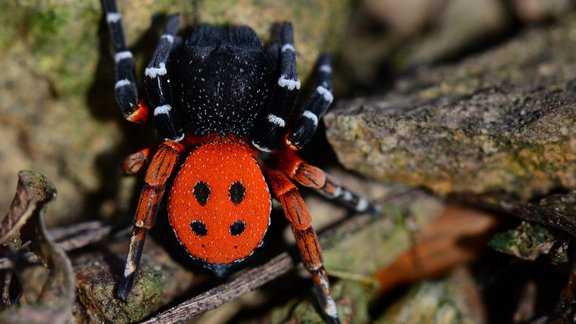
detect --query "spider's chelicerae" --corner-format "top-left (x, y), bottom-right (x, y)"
top-left (103, 0), bottom-right (377, 322)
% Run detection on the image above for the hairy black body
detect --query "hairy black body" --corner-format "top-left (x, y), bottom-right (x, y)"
top-left (169, 26), bottom-right (277, 136)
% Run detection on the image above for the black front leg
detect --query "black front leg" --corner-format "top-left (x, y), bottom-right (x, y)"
top-left (286, 54), bottom-right (334, 150)
top-left (251, 22), bottom-right (300, 152)
top-left (144, 14), bottom-right (185, 142)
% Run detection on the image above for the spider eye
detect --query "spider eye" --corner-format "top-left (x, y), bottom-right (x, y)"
top-left (230, 220), bottom-right (246, 236)
top-left (190, 220), bottom-right (208, 236)
top-left (229, 181), bottom-right (246, 205)
top-left (193, 181), bottom-right (210, 206)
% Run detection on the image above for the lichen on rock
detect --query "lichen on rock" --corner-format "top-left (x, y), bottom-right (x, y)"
top-left (325, 14), bottom-right (576, 199)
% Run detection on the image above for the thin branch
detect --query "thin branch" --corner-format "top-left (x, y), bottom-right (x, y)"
top-left (142, 252), bottom-right (295, 323)
top-left (141, 207), bottom-right (390, 323)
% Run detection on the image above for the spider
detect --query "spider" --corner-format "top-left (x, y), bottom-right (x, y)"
top-left (102, 0), bottom-right (378, 322)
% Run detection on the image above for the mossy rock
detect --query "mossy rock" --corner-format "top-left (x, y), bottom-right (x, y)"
top-left (325, 14), bottom-right (576, 199)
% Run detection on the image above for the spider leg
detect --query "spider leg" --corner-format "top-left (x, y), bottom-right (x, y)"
top-left (264, 168), bottom-right (341, 324)
top-left (102, 0), bottom-right (148, 124)
top-left (144, 14), bottom-right (185, 142)
top-left (117, 141), bottom-right (183, 300)
top-left (274, 149), bottom-right (379, 215)
top-left (286, 54), bottom-right (334, 150)
top-left (252, 22), bottom-right (300, 152)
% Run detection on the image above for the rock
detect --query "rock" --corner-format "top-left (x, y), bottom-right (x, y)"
top-left (342, 0), bottom-right (513, 86)
top-left (377, 267), bottom-right (486, 323)
top-left (511, 0), bottom-right (575, 23)
top-left (73, 238), bottom-right (193, 323)
top-left (270, 279), bottom-right (373, 324)
top-left (489, 222), bottom-right (557, 261)
top-left (325, 15), bottom-right (576, 199)
top-left (0, 1), bottom-right (120, 225)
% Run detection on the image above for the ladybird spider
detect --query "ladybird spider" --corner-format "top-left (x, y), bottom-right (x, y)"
top-left (103, 1), bottom-right (378, 322)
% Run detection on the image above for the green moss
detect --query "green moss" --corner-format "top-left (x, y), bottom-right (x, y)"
top-left (27, 8), bottom-right (67, 51)
top-left (379, 279), bottom-right (477, 323)
top-left (489, 222), bottom-right (556, 260)
top-left (271, 280), bottom-right (373, 323)
top-left (323, 204), bottom-right (410, 275)
top-left (123, 269), bottom-right (165, 321)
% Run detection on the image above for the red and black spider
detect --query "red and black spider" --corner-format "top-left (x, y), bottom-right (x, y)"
top-left (102, 1), bottom-right (378, 322)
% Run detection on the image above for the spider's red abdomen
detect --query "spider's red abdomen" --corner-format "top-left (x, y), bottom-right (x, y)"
top-left (168, 137), bottom-right (271, 265)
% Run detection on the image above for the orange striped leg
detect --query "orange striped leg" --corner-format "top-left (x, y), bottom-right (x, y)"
top-left (265, 168), bottom-right (340, 324)
top-left (273, 149), bottom-right (379, 215)
top-left (117, 141), bottom-right (183, 300)
top-left (122, 147), bottom-right (152, 175)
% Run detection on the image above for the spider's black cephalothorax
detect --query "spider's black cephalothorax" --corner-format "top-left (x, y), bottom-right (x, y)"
top-left (169, 25), bottom-right (277, 137)
top-left (103, 1), bottom-right (378, 323)
top-left (151, 20), bottom-right (332, 151)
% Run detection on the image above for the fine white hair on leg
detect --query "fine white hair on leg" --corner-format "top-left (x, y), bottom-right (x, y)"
top-left (356, 197), bottom-right (369, 212)
top-left (267, 114), bottom-right (286, 127)
top-left (114, 51), bottom-right (133, 63)
top-left (302, 110), bottom-right (319, 127)
top-left (153, 104), bottom-right (172, 116)
top-left (114, 79), bottom-right (132, 90)
top-left (145, 62), bottom-right (167, 78)
top-left (161, 34), bottom-right (174, 43)
top-left (278, 74), bottom-right (301, 90)
top-left (319, 64), bottom-right (332, 73)
top-left (281, 43), bottom-right (295, 53)
top-left (316, 86), bottom-right (334, 104)
top-left (106, 12), bottom-right (122, 23)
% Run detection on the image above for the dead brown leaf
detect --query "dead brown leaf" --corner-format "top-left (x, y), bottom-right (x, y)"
top-left (0, 171), bottom-right (75, 324)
